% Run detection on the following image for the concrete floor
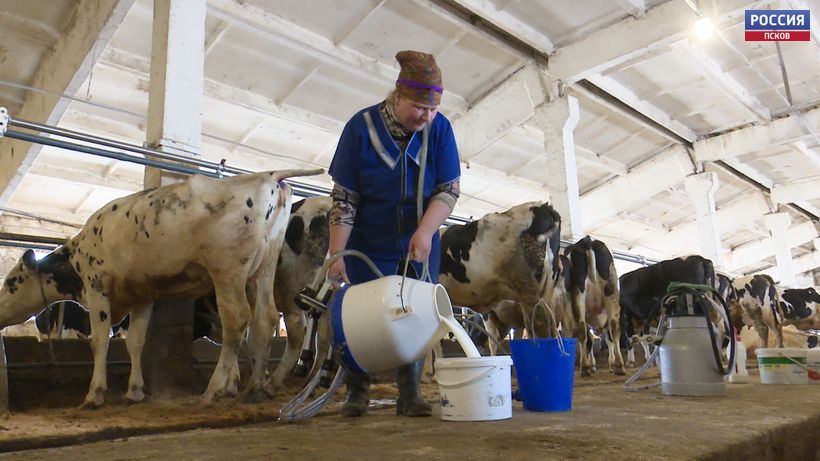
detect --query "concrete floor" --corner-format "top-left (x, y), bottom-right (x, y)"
top-left (0, 369), bottom-right (817, 460)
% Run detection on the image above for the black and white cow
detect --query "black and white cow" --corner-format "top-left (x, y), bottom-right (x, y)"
top-left (730, 274), bottom-right (783, 348)
top-left (439, 202), bottom-right (562, 324)
top-left (777, 286), bottom-right (820, 331)
top-left (35, 301), bottom-right (91, 339)
top-left (562, 236), bottom-right (624, 376)
top-left (618, 255), bottom-right (716, 367)
top-left (0, 168), bottom-right (321, 407)
top-left (270, 196), bottom-right (331, 392)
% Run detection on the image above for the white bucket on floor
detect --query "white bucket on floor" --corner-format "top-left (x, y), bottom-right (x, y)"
top-left (808, 349), bottom-right (820, 384)
top-left (757, 348), bottom-right (808, 384)
top-left (436, 356), bottom-right (512, 421)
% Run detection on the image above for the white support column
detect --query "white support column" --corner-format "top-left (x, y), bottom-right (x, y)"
top-left (684, 172), bottom-right (724, 269)
top-left (533, 96), bottom-right (583, 241)
top-left (142, 0), bottom-right (205, 400)
top-left (763, 212), bottom-right (796, 287)
top-left (144, 0), bottom-right (206, 187)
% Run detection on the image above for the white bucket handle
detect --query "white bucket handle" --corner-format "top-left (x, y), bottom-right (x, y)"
top-left (437, 365), bottom-right (497, 387)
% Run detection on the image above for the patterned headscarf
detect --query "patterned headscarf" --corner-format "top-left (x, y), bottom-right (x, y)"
top-left (395, 50), bottom-right (443, 106)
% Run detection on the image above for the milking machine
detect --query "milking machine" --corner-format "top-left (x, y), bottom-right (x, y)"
top-left (625, 282), bottom-right (735, 396)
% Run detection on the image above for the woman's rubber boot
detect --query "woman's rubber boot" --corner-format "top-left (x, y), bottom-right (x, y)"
top-left (341, 372), bottom-right (370, 417)
top-left (396, 360), bottom-right (432, 416)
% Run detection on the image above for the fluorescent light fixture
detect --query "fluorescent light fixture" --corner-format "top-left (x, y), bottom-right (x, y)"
top-left (694, 17), bottom-right (714, 40)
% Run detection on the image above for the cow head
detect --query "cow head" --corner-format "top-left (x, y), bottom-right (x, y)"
top-left (804, 287), bottom-right (820, 304)
top-left (0, 247), bottom-right (82, 328)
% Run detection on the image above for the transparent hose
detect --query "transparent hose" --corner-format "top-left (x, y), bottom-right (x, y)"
top-left (279, 343), bottom-right (347, 422)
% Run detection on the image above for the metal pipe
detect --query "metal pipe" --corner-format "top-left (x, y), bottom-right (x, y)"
top-left (0, 233), bottom-right (65, 245)
top-left (0, 241), bottom-right (57, 251)
top-left (10, 116), bottom-right (250, 176)
top-left (4, 129), bottom-right (218, 178)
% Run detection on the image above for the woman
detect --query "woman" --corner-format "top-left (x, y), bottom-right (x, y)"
top-left (327, 50), bottom-right (461, 417)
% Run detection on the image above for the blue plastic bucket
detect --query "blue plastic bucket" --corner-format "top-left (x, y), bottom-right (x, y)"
top-left (509, 338), bottom-right (577, 412)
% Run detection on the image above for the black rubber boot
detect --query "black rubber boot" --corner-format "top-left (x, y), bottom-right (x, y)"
top-left (396, 359), bottom-right (432, 417)
top-left (340, 371), bottom-right (370, 417)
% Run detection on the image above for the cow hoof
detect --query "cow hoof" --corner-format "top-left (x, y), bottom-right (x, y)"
top-left (581, 366), bottom-right (595, 377)
top-left (125, 387), bottom-right (146, 403)
top-left (611, 367), bottom-right (626, 376)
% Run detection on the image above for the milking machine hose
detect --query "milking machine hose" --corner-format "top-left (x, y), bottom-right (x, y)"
top-left (278, 250), bottom-right (384, 423)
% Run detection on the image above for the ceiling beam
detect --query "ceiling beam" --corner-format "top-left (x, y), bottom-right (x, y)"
top-left (448, 0), bottom-right (555, 54)
top-left (641, 191), bottom-right (772, 259)
top-left (581, 145), bottom-right (695, 226)
top-left (333, 0), bottom-right (385, 46)
top-left (207, 0), bottom-right (464, 111)
top-left (759, 247), bottom-right (820, 279)
top-left (793, 141), bottom-right (820, 169)
top-left (612, 0), bottom-right (646, 18)
top-left (672, 40), bottom-right (770, 122)
top-left (575, 144), bottom-right (628, 176)
top-left (453, 63), bottom-right (549, 160)
top-left (771, 177), bottom-right (820, 203)
top-left (27, 164), bottom-right (141, 193)
top-left (0, 0), bottom-right (137, 208)
top-left (548, 0), bottom-right (762, 84)
top-left (99, 47), bottom-right (344, 133)
top-left (572, 78), bottom-right (696, 143)
top-left (694, 106), bottom-right (820, 162)
top-left (727, 222), bottom-right (819, 271)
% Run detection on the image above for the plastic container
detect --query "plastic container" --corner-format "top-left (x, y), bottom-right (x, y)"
top-left (509, 338), bottom-right (577, 412)
top-left (728, 335), bottom-right (749, 384)
top-left (808, 349), bottom-right (820, 384)
top-left (330, 276), bottom-right (455, 373)
top-left (757, 348), bottom-right (809, 384)
top-left (436, 356), bottom-right (513, 421)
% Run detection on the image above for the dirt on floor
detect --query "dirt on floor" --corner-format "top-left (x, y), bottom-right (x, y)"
top-left (0, 367), bottom-right (818, 460)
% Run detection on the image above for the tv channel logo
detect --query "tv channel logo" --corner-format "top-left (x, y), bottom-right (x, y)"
top-left (745, 10), bottom-right (810, 41)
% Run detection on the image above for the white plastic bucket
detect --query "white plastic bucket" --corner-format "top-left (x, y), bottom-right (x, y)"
top-left (757, 348), bottom-right (809, 384)
top-left (808, 349), bottom-right (820, 384)
top-left (436, 356), bottom-right (512, 421)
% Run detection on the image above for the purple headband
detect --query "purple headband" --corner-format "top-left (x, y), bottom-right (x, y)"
top-left (396, 79), bottom-right (443, 93)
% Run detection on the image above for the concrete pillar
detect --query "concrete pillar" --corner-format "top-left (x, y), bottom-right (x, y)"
top-left (762, 212), bottom-right (796, 287)
top-left (534, 95), bottom-right (583, 242)
top-left (142, 0), bottom-right (206, 399)
top-left (684, 172), bottom-right (724, 269)
top-left (144, 0), bottom-right (205, 187)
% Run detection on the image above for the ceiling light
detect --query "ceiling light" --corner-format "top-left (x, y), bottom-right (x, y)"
top-left (694, 17), bottom-right (714, 40)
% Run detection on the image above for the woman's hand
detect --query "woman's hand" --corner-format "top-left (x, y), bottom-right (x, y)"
top-left (327, 257), bottom-right (350, 288)
top-left (408, 228), bottom-right (435, 263)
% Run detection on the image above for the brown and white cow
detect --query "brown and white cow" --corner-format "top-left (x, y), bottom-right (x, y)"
top-left (777, 286), bottom-right (820, 331)
top-left (0, 168), bottom-right (321, 407)
top-left (729, 274), bottom-right (784, 349)
top-left (439, 201), bottom-right (563, 335)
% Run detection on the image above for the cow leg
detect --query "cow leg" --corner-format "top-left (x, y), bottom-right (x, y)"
top-left (202, 280), bottom-right (251, 405)
top-left (81, 292), bottom-right (113, 409)
top-left (605, 297), bottom-right (626, 374)
top-left (484, 312), bottom-right (506, 356)
top-left (244, 272), bottom-right (277, 403)
top-left (626, 344), bottom-right (636, 368)
top-left (124, 303), bottom-right (153, 403)
top-left (752, 318), bottom-right (771, 349)
top-left (267, 309), bottom-right (305, 394)
top-left (572, 294), bottom-right (594, 377)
